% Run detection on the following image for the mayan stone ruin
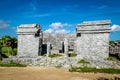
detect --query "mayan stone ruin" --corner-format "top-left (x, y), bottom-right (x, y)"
top-left (3, 20), bottom-right (120, 68)
top-left (42, 33), bottom-right (76, 55)
top-left (76, 20), bottom-right (111, 60)
top-left (16, 20), bottom-right (111, 60)
top-left (17, 24), bottom-right (43, 57)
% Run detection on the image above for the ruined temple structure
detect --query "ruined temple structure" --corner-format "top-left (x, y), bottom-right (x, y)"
top-left (4, 20), bottom-right (120, 68)
top-left (109, 41), bottom-right (120, 58)
top-left (76, 20), bottom-right (111, 60)
top-left (17, 24), bottom-right (43, 57)
top-left (16, 20), bottom-right (111, 60)
top-left (42, 33), bottom-right (76, 55)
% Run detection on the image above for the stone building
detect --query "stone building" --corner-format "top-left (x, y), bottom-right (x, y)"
top-left (42, 33), bottom-right (76, 54)
top-left (109, 41), bottom-right (120, 58)
top-left (76, 20), bottom-right (111, 60)
top-left (16, 20), bottom-right (111, 60)
top-left (17, 24), bottom-right (43, 58)
top-left (4, 20), bottom-right (119, 69)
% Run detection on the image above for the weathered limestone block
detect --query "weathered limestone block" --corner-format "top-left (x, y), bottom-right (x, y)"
top-left (47, 42), bottom-right (51, 56)
top-left (64, 38), bottom-right (68, 56)
top-left (17, 24), bottom-right (42, 58)
top-left (76, 20), bottom-right (111, 60)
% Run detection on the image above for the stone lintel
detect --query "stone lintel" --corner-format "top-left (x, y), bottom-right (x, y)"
top-left (76, 29), bottom-right (111, 34)
top-left (76, 30), bottom-right (111, 34)
top-left (17, 24), bottom-right (41, 34)
top-left (76, 20), bottom-right (111, 34)
top-left (77, 20), bottom-right (111, 26)
top-left (19, 24), bottom-right (40, 28)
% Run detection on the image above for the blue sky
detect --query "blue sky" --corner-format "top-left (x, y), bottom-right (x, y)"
top-left (0, 0), bottom-right (120, 40)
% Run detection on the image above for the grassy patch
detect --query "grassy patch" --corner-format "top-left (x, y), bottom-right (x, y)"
top-left (77, 59), bottom-right (90, 64)
top-left (69, 67), bottom-right (120, 74)
top-left (48, 54), bottom-right (63, 58)
top-left (106, 56), bottom-right (118, 61)
top-left (69, 53), bottom-right (77, 57)
top-left (0, 61), bottom-right (27, 67)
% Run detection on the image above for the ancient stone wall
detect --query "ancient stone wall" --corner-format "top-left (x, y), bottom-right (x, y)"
top-left (3, 56), bottom-right (120, 69)
top-left (42, 33), bottom-right (76, 54)
top-left (76, 20), bottom-right (111, 60)
top-left (109, 42), bottom-right (120, 58)
top-left (17, 24), bottom-right (42, 58)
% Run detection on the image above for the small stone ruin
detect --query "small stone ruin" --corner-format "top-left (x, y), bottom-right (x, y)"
top-left (109, 41), bottom-right (120, 58)
top-left (17, 24), bottom-right (43, 58)
top-left (3, 20), bottom-right (120, 68)
top-left (76, 20), bottom-right (111, 60)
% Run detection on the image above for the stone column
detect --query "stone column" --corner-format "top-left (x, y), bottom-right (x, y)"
top-left (64, 38), bottom-right (68, 57)
top-left (17, 24), bottom-right (42, 58)
top-left (47, 42), bottom-right (51, 57)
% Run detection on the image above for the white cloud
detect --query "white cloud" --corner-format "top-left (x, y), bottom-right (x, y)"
top-left (49, 22), bottom-right (71, 29)
top-left (45, 22), bottom-right (72, 34)
top-left (55, 29), bottom-right (70, 34)
top-left (111, 24), bottom-right (120, 32)
top-left (49, 22), bottom-right (63, 29)
top-left (0, 20), bottom-right (10, 29)
top-left (44, 28), bottom-right (53, 33)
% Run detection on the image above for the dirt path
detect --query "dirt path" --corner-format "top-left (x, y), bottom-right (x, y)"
top-left (0, 67), bottom-right (120, 80)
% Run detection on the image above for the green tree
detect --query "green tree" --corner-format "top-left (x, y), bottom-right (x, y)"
top-left (11, 37), bottom-right (17, 48)
top-left (1, 35), bottom-right (11, 47)
top-left (0, 43), bottom-right (2, 60)
top-left (109, 41), bottom-right (115, 46)
top-left (0, 35), bottom-right (17, 59)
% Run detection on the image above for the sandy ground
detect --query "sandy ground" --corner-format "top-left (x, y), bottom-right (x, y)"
top-left (0, 67), bottom-right (120, 80)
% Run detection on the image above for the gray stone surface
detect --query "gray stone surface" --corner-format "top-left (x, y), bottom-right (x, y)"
top-left (2, 55), bottom-right (120, 69)
top-left (43, 33), bottom-right (76, 54)
top-left (76, 20), bottom-right (111, 60)
top-left (64, 38), bottom-right (68, 55)
top-left (17, 24), bottom-right (42, 58)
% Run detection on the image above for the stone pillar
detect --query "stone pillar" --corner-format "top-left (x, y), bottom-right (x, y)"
top-left (76, 20), bottom-right (111, 60)
top-left (17, 24), bottom-right (42, 58)
top-left (47, 42), bottom-right (51, 57)
top-left (64, 38), bottom-right (68, 56)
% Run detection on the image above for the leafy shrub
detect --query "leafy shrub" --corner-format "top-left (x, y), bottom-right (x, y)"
top-left (1, 47), bottom-right (13, 57)
top-left (78, 59), bottom-right (90, 64)
top-left (69, 67), bottom-right (120, 74)
top-left (12, 48), bottom-right (17, 55)
top-left (109, 41), bottom-right (115, 46)
top-left (0, 54), bottom-right (2, 60)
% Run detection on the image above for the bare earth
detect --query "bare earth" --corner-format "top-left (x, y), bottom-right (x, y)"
top-left (0, 67), bottom-right (120, 80)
